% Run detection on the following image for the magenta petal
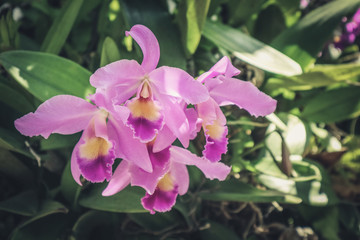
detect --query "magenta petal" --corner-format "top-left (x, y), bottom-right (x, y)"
top-left (141, 186), bottom-right (178, 214)
top-left (108, 116), bottom-right (153, 173)
top-left (15, 95), bottom-right (98, 138)
top-left (203, 127), bottom-right (228, 162)
top-left (126, 25), bottom-right (160, 73)
top-left (102, 160), bottom-right (131, 196)
top-left (208, 77), bottom-right (277, 117)
top-left (150, 66), bottom-right (209, 104)
top-left (185, 108), bottom-right (202, 140)
top-left (170, 146), bottom-right (231, 181)
top-left (76, 115), bottom-right (115, 183)
top-left (90, 59), bottom-right (144, 89)
top-left (197, 56), bottom-right (240, 83)
top-left (171, 162), bottom-right (189, 195)
top-left (126, 97), bottom-right (164, 143)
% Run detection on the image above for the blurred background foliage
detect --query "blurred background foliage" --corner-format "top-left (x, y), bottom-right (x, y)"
top-left (0, 0), bottom-right (360, 239)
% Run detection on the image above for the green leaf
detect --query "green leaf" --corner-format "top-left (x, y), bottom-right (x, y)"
top-left (302, 87), bottom-right (360, 123)
top-left (0, 190), bottom-right (38, 216)
top-left (79, 183), bottom-right (147, 213)
top-left (266, 63), bottom-right (360, 92)
top-left (72, 210), bottom-right (122, 240)
top-left (60, 161), bottom-right (81, 205)
top-left (177, 0), bottom-right (211, 56)
top-left (227, 0), bottom-right (265, 27)
top-left (0, 50), bottom-right (94, 102)
top-left (199, 179), bottom-right (302, 204)
top-left (203, 20), bottom-right (302, 76)
top-left (10, 214), bottom-right (70, 240)
top-left (271, 0), bottom-right (360, 70)
top-left (100, 36), bottom-right (121, 67)
top-left (200, 221), bottom-right (241, 240)
top-left (0, 128), bottom-right (33, 158)
top-left (129, 211), bottom-right (183, 231)
top-left (121, 0), bottom-right (187, 69)
top-left (0, 149), bottom-right (34, 185)
top-left (0, 81), bottom-right (35, 114)
top-left (41, 133), bottom-right (80, 150)
top-left (41, 0), bottom-right (84, 54)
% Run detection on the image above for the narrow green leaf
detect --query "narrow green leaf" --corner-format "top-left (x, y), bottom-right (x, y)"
top-left (0, 50), bottom-right (94, 102)
top-left (271, 0), bottom-right (360, 70)
top-left (121, 0), bottom-right (187, 69)
top-left (302, 87), bottom-right (360, 123)
top-left (0, 81), bottom-right (35, 114)
top-left (129, 211), bottom-right (182, 231)
top-left (199, 179), bottom-right (302, 204)
top-left (41, 0), bottom-right (83, 54)
top-left (178, 0), bottom-right (211, 56)
top-left (227, 0), bottom-right (265, 27)
top-left (100, 37), bottom-right (121, 67)
top-left (266, 63), bottom-right (360, 92)
top-left (79, 183), bottom-right (147, 213)
top-left (203, 20), bottom-right (302, 76)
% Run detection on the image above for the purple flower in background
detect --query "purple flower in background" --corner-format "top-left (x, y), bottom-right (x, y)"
top-left (334, 8), bottom-right (360, 50)
top-left (196, 57), bottom-right (277, 162)
top-left (90, 25), bottom-right (209, 147)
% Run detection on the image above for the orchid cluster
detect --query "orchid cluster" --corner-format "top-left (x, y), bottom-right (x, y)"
top-left (14, 25), bottom-right (276, 214)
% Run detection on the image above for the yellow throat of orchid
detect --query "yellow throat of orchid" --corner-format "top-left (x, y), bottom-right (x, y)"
top-left (157, 173), bottom-right (174, 192)
top-left (204, 120), bottom-right (225, 140)
top-left (79, 137), bottom-right (112, 160)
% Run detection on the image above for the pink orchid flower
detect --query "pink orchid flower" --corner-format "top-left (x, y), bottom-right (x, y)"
top-left (14, 95), bottom-right (153, 184)
top-left (102, 144), bottom-right (231, 214)
top-left (196, 56), bottom-right (277, 162)
top-left (90, 25), bottom-right (209, 147)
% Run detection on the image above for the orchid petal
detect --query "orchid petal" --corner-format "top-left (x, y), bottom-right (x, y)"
top-left (185, 108), bottom-right (202, 140)
top-left (152, 125), bottom-right (176, 153)
top-left (171, 162), bottom-right (189, 195)
top-left (141, 186), bottom-right (178, 214)
top-left (70, 141), bottom-right (82, 185)
top-left (108, 116), bottom-right (153, 173)
top-left (102, 160), bottom-right (131, 196)
top-left (126, 25), bottom-right (160, 73)
top-left (90, 59), bottom-right (144, 89)
top-left (76, 114), bottom-right (115, 183)
top-left (150, 66), bottom-right (209, 104)
top-left (208, 77), bottom-right (277, 117)
top-left (197, 56), bottom-right (240, 83)
top-left (156, 96), bottom-right (190, 148)
top-left (14, 95), bottom-right (98, 139)
top-left (170, 146), bottom-right (231, 181)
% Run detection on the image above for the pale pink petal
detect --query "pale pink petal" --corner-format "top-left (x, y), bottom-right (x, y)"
top-left (14, 95), bottom-right (98, 138)
top-left (208, 77), bottom-right (277, 117)
top-left (129, 147), bottom-right (170, 194)
top-left (170, 146), bottom-right (231, 181)
top-left (70, 141), bottom-right (82, 185)
top-left (197, 56), bottom-right (240, 83)
top-left (107, 116), bottom-right (153, 173)
top-left (156, 96), bottom-right (190, 148)
top-left (185, 108), bottom-right (202, 140)
top-left (90, 59), bottom-right (144, 89)
top-left (171, 162), bottom-right (189, 195)
top-left (102, 160), bottom-right (131, 196)
top-left (152, 125), bottom-right (176, 153)
top-left (126, 25), bottom-right (160, 73)
top-left (150, 66), bottom-right (209, 104)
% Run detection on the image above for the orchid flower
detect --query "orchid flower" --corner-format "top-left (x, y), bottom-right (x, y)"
top-left (90, 25), bottom-right (209, 147)
top-left (196, 57), bottom-right (277, 162)
top-left (102, 144), bottom-right (231, 214)
top-left (14, 95), bottom-right (153, 184)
